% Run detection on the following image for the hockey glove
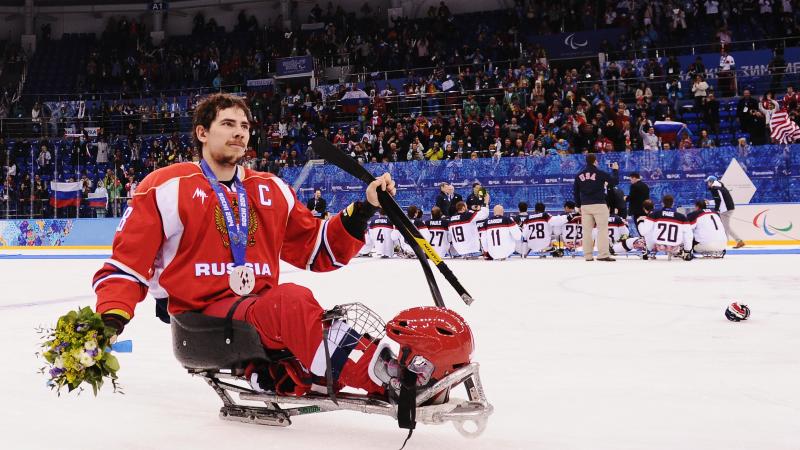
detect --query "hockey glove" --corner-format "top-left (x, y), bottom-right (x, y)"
top-left (341, 201), bottom-right (378, 240)
top-left (101, 312), bottom-right (129, 337)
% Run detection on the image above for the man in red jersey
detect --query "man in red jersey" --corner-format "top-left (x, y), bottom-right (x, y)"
top-left (94, 93), bottom-right (397, 396)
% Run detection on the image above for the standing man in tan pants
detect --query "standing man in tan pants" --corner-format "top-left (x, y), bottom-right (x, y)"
top-left (573, 154), bottom-right (619, 261)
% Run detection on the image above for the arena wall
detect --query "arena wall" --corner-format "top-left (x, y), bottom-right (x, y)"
top-left (1, 145), bottom-right (797, 248)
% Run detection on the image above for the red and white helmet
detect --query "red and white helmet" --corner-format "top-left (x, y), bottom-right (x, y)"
top-left (385, 306), bottom-right (474, 382)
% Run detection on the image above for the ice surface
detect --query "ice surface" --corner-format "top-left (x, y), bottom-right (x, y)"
top-left (2, 254), bottom-right (799, 450)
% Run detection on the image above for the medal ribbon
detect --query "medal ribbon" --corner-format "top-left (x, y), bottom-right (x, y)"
top-left (200, 159), bottom-right (248, 267)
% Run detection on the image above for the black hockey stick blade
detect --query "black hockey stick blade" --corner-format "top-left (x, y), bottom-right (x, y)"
top-left (312, 137), bottom-right (475, 306)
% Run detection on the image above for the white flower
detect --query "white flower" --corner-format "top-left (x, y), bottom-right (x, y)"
top-left (84, 340), bottom-right (97, 351)
top-left (54, 356), bottom-right (64, 369)
top-left (79, 352), bottom-right (96, 368)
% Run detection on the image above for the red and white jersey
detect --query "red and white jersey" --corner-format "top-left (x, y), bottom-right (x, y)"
top-left (480, 215), bottom-right (522, 259)
top-left (368, 215), bottom-right (396, 257)
top-left (447, 207), bottom-right (489, 255)
top-left (93, 163), bottom-right (363, 318)
top-left (521, 212), bottom-right (555, 252)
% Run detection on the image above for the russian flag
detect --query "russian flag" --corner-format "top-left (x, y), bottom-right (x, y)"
top-left (49, 181), bottom-right (82, 208)
top-left (653, 121), bottom-right (690, 143)
top-left (340, 89), bottom-right (369, 114)
top-left (87, 191), bottom-right (108, 208)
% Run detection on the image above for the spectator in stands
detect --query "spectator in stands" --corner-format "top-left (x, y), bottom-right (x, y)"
top-left (31, 102), bottom-right (42, 135)
top-left (691, 75), bottom-right (709, 119)
top-left (759, 91), bottom-right (780, 127)
top-left (37, 144), bottom-right (52, 173)
top-left (639, 124), bottom-right (660, 150)
top-left (703, 93), bottom-right (721, 135)
top-left (718, 49), bottom-right (736, 97)
top-left (737, 89), bottom-right (764, 143)
top-left (425, 141), bottom-right (444, 160)
top-left (697, 129), bottom-right (716, 148)
top-left (686, 56), bottom-right (706, 81)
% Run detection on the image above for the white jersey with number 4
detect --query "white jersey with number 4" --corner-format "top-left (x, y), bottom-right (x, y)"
top-left (480, 215), bottom-right (523, 259)
top-left (368, 216), bottom-right (397, 257)
top-left (447, 207), bottom-right (490, 256)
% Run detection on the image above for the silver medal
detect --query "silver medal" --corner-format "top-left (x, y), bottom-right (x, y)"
top-left (229, 265), bottom-right (256, 296)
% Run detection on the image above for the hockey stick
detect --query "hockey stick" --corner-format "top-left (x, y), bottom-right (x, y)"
top-left (312, 137), bottom-right (474, 307)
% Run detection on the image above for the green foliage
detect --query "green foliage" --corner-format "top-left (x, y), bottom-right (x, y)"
top-left (37, 306), bottom-right (123, 396)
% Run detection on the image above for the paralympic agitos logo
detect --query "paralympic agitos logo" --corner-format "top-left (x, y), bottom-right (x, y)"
top-left (752, 209), bottom-right (793, 236)
top-left (564, 34), bottom-right (588, 50)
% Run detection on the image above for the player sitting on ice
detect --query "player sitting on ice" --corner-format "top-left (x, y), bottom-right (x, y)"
top-left (368, 208), bottom-right (398, 258)
top-left (447, 199), bottom-right (489, 258)
top-left (393, 205), bottom-right (426, 258)
top-left (548, 201), bottom-right (580, 257)
top-left (423, 206), bottom-right (451, 258)
top-left (687, 200), bottom-right (728, 258)
top-left (550, 201), bottom-right (582, 256)
top-left (512, 202), bottom-right (530, 257)
top-left (91, 93), bottom-right (458, 408)
top-left (479, 205), bottom-right (522, 260)
top-left (637, 194), bottom-right (694, 260)
top-left (594, 213), bottom-right (646, 256)
top-left (519, 202), bottom-right (557, 258)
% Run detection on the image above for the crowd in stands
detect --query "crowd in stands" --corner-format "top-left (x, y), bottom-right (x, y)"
top-left (3, 1), bottom-right (800, 219)
top-left (9, 0), bottom-right (800, 103)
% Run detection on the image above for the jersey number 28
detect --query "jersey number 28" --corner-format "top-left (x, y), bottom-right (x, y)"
top-left (528, 223), bottom-right (546, 240)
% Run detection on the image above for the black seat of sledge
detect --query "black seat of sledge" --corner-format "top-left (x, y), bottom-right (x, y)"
top-left (171, 312), bottom-right (268, 370)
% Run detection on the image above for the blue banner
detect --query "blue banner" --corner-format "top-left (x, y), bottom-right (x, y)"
top-left (246, 78), bottom-right (274, 92)
top-left (282, 145), bottom-right (800, 213)
top-left (526, 28), bottom-right (627, 59)
top-left (276, 56), bottom-right (314, 78)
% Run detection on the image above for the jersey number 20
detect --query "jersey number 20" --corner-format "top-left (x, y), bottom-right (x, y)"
top-left (656, 223), bottom-right (679, 243)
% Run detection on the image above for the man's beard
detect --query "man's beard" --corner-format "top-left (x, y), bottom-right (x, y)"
top-left (212, 150), bottom-right (244, 167)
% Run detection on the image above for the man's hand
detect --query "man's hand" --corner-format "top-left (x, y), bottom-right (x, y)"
top-left (102, 312), bottom-right (129, 338)
top-left (611, 162), bottom-right (619, 170)
top-left (366, 173), bottom-right (397, 207)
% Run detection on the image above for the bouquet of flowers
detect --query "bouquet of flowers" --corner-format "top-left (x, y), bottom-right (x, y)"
top-left (38, 306), bottom-right (122, 395)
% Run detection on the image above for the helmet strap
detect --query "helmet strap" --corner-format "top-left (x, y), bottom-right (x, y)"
top-left (397, 366), bottom-right (418, 448)
top-left (396, 346), bottom-right (417, 448)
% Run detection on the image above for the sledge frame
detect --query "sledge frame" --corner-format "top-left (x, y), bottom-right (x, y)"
top-left (186, 362), bottom-right (493, 437)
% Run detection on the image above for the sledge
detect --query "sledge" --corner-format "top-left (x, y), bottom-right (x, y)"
top-left (170, 311), bottom-right (493, 438)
